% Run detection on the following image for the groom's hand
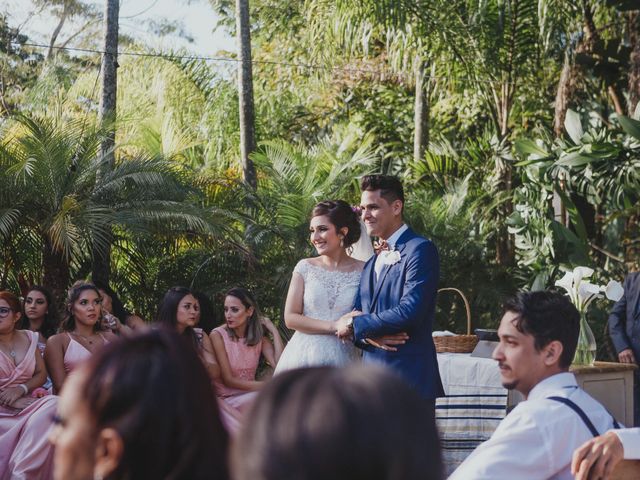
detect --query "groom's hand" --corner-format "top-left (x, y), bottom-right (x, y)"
top-left (365, 333), bottom-right (409, 352)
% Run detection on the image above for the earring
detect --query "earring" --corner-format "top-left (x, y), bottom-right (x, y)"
top-left (340, 237), bottom-right (344, 248)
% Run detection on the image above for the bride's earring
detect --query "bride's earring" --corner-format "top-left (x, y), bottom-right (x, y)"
top-left (340, 236), bottom-right (344, 248)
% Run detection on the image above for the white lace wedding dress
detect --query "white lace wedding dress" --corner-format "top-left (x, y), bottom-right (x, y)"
top-left (274, 259), bottom-right (361, 373)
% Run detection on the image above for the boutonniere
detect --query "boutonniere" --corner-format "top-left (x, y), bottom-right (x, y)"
top-left (382, 249), bottom-right (401, 266)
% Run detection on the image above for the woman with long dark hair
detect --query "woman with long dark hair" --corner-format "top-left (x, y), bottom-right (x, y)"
top-left (44, 282), bottom-right (116, 394)
top-left (49, 330), bottom-right (229, 480)
top-left (20, 285), bottom-right (60, 342)
top-left (155, 286), bottom-right (220, 380)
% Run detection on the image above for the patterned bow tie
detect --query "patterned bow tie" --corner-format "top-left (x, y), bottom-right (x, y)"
top-left (374, 239), bottom-right (389, 255)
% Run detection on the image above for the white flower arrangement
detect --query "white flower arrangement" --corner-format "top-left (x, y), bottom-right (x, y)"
top-left (554, 266), bottom-right (624, 312)
top-left (381, 250), bottom-right (402, 266)
top-left (554, 266), bottom-right (624, 365)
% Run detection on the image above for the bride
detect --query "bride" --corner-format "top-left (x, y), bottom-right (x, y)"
top-left (274, 200), bottom-right (374, 373)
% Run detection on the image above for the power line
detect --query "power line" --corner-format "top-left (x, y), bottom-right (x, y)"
top-left (14, 41), bottom-right (514, 85)
top-left (16, 41), bottom-right (403, 77)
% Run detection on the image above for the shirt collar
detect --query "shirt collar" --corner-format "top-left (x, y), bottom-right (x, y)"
top-left (385, 224), bottom-right (408, 249)
top-left (527, 372), bottom-right (577, 401)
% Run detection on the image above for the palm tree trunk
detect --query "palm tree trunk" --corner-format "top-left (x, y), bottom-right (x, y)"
top-left (413, 60), bottom-right (430, 162)
top-left (42, 237), bottom-right (70, 312)
top-left (628, 11), bottom-right (640, 116)
top-left (46, 1), bottom-right (68, 60)
top-left (92, 0), bottom-right (119, 286)
top-left (236, 0), bottom-right (258, 190)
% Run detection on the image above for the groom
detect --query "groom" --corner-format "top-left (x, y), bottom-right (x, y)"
top-left (337, 174), bottom-right (444, 408)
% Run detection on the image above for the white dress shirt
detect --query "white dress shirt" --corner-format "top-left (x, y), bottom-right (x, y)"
top-left (448, 372), bottom-right (620, 480)
top-left (374, 223), bottom-right (408, 279)
top-left (614, 428), bottom-right (640, 459)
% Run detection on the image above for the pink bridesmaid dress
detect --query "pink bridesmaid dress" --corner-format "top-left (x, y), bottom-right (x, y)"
top-left (213, 326), bottom-right (262, 426)
top-left (63, 332), bottom-right (109, 374)
top-left (0, 330), bottom-right (57, 480)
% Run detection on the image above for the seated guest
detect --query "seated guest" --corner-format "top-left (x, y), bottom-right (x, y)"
top-left (21, 285), bottom-right (60, 394)
top-left (232, 364), bottom-right (443, 480)
top-left (210, 287), bottom-right (283, 417)
top-left (44, 282), bottom-right (116, 394)
top-left (93, 281), bottom-right (146, 333)
top-left (49, 329), bottom-right (229, 480)
top-left (449, 291), bottom-right (621, 480)
top-left (21, 285), bottom-right (60, 345)
top-left (572, 428), bottom-right (640, 480)
top-left (0, 290), bottom-right (58, 479)
top-left (155, 286), bottom-right (220, 380)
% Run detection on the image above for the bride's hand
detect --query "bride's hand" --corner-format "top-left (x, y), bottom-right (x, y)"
top-left (365, 333), bottom-right (409, 352)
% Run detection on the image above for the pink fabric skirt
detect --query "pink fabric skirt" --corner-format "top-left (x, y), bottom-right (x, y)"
top-left (217, 391), bottom-right (258, 435)
top-left (0, 395), bottom-right (58, 480)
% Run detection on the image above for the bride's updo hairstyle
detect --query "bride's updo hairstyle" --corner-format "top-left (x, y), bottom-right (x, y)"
top-left (311, 200), bottom-right (361, 248)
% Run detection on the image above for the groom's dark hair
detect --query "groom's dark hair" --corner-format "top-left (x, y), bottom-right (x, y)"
top-left (361, 175), bottom-right (405, 206)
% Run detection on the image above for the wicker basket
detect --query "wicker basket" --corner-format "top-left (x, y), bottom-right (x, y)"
top-left (433, 287), bottom-right (478, 353)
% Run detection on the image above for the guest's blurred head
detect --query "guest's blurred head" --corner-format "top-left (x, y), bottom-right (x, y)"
top-left (0, 290), bottom-right (22, 334)
top-left (310, 200), bottom-right (361, 255)
top-left (224, 287), bottom-right (263, 346)
top-left (232, 365), bottom-right (443, 480)
top-left (61, 281), bottom-right (103, 333)
top-left (156, 286), bottom-right (200, 335)
top-left (49, 329), bottom-right (229, 480)
top-left (493, 290), bottom-right (580, 396)
top-left (359, 175), bottom-right (404, 239)
top-left (21, 285), bottom-right (59, 338)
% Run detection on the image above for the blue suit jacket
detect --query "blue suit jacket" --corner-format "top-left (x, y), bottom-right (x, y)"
top-left (353, 227), bottom-right (444, 399)
top-left (608, 272), bottom-right (640, 358)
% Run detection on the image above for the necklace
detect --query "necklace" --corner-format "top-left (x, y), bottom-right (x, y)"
top-left (72, 331), bottom-right (97, 345)
top-left (0, 337), bottom-right (17, 361)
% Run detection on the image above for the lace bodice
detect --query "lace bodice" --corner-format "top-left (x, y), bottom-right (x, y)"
top-left (294, 260), bottom-right (362, 321)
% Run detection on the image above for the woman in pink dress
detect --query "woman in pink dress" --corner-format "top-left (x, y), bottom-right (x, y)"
top-left (20, 286), bottom-right (59, 395)
top-left (155, 287), bottom-right (242, 432)
top-left (49, 329), bottom-right (229, 480)
top-left (44, 282), bottom-right (116, 394)
top-left (0, 290), bottom-right (57, 480)
top-left (211, 288), bottom-right (284, 418)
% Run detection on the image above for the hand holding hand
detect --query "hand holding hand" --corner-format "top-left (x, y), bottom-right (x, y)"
top-left (571, 431), bottom-right (624, 480)
top-left (618, 348), bottom-right (636, 364)
top-left (335, 311), bottom-right (361, 339)
top-left (365, 332), bottom-right (409, 352)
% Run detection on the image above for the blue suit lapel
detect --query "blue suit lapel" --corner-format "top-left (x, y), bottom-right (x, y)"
top-left (370, 229), bottom-right (413, 309)
top-left (361, 258), bottom-right (376, 312)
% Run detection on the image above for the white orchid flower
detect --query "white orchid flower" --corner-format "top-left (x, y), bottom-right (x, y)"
top-left (555, 271), bottom-right (574, 293)
top-left (573, 266), bottom-right (594, 286)
top-left (578, 282), bottom-right (602, 311)
top-left (603, 280), bottom-right (624, 302)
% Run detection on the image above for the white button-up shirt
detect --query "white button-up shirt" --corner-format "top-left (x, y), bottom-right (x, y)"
top-left (374, 223), bottom-right (408, 279)
top-left (449, 372), bottom-right (621, 480)
top-left (615, 428), bottom-right (640, 459)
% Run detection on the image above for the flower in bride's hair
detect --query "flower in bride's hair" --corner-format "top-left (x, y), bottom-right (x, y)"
top-left (351, 205), bottom-right (362, 215)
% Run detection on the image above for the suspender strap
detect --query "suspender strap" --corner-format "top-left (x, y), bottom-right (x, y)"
top-left (547, 396), bottom-right (600, 437)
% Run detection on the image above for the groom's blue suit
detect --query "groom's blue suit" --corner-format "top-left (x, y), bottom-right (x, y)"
top-left (353, 227), bottom-right (444, 399)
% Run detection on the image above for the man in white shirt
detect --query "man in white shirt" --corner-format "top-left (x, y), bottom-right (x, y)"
top-left (449, 291), bottom-right (620, 480)
top-left (572, 428), bottom-right (640, 479)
